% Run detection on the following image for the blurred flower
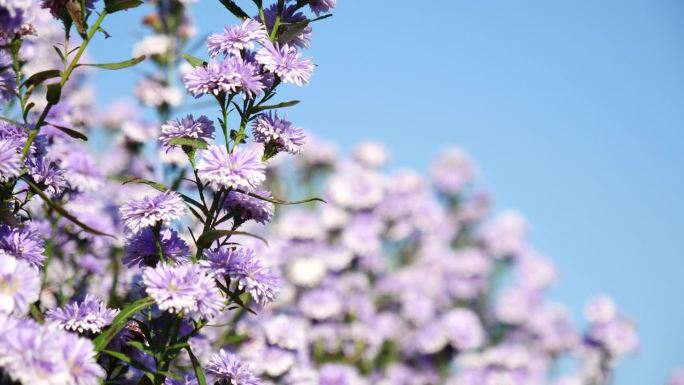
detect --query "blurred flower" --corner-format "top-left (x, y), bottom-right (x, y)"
top-left (0, 253), bottom-right (40, 315)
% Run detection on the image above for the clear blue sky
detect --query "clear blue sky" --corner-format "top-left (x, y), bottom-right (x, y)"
top-left (89, 1), bottom-right (684, 383)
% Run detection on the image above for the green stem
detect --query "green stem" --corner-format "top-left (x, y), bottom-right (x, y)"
top-left (20, 10), bottom-right (108, 160)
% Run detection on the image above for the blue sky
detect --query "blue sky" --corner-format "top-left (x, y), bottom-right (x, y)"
top-left (89, 1), bottom-right (684, 383)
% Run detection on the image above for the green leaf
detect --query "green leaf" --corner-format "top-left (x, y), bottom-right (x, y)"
top-left (46, 83), bottom-right (62, 104)
top-left (169, 137), bottom-right (208, 150)
top-left (218, 0), bottom-right (250, 19)
top-left (105, 0), bottom-right (143, 13)
top-left (23, 177), bottom-right (116, 238)
top-left (45, 122), bottom-right (88, 141)
top-left (235, 189), bottom-right (326, 205)
top-left (250, 100), bottom-right (300, 113)
top-left (196, 230), bottom-right (269, 249)
top-left (53, 46), bottom-right (66, 61)
top-left (278, 19), bottom-right (310, 46)
top-left (186, 347), bottom-right (208, 385)
top-left (182, 53), bottom-right (206, 68)
top-left (93, 297), bottom-right (155, 352)
top-left (77, 55), bottom-right (146, 70)
top-left (122, 177), bottom-right (168, 193)
top-left (21, 70), bottom-right (61, 89)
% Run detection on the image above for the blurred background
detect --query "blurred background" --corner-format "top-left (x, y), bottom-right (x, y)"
top-left (89, 1), bottom-right (684, 384)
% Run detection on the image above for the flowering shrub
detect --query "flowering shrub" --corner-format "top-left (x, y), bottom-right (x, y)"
top-left (0, 0), bottom-right (654, 384)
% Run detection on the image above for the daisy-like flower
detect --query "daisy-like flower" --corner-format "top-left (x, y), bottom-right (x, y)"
top-left (251, 112), bottom-right (306, 155)
top-left (142, 263), bottom-right (224, 320)
top-left (61, 332), bottom-right (106, 385)
top-left (255, 42), bottom-right (314, 86)
top-left (120, 191), bottom-right (186, 233)
top-left (123, 227), bottom-right (191, 267)
top-left (0, 138), bottom-right (21, 182)
top-left (207, 19), bottom-right (268, 57)
top-left (223, 189), bottom-right (275, 225)
top-left (46, 294), bottom-right (119, 334)
top-left (160, 114), bottom-right (215, 150)
top-left (309, 0), bottom-right (337, 15)
top-left (197, 145), bottom-right (265, 191)
top-left (28, 155), bottom-right (67, 196)
top-left (0, 253), bottom-right (40, 316)
top-left (226, 247), bottom-right (280, 305)
top-left (184, 56), bottom-right (265, 99)
top-left (0, 225), bottom-right (46, 267)
top-left (205, 349), bottom-right (262, 385)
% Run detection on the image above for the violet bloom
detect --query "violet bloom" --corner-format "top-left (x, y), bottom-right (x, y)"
top-left (319, 364), bottom-right (364, 385)
top-left (252, 112), bottom-right (306, 155)
top-left (142, 263), bottom-right (224, 320)
top-left (228, 247), bottom-right (279, 305)
top-left (184, 57), bottom-right (264, 98)
top-left (62, 333), bottom-right (107, 385)
top-left (120, 191), bottom-right (186, 233)
top-left (0, 51), bottom-right (17, 102)
top-left (41, 0), bottom-right (97, 18)
top-left (0, 138), bottom-right (21, 182)
top-left (160, 114), bottom-right (215, 150)
top-left (0, 224), bottom-right (46, 267)
top-left (166, 376), bottom-right (199, 385)
top-left (0, 253), bottom-right (40, 315)
top-left (63, 150), bottom-right (105, 192)
top-left (298, 288), bottom-right (343, 321)
top-left (207, 19), bottom-right (268, 57)
top-left (46, 294), bottom-right (119, 334)
top-left (309, 0), bottom-right (337, 15)
top-left (28, 155), bottom-right (67, 196)
top-left (430, 147), bottom-right (476, 195)
top-left (205, 349), bottom-right (262, 385)
top-left (197, 145), bottom-right (265, 191)
top-left (255, 42), bottom-right (314, 86)
top-left (123, 227), bottom-right (191, 267)
top-left (223, 189), bottom-right (275, 225)
top-left (261, 3), bottom-right (311, 49)
top-left (442, 308), bottom-right (485, 351)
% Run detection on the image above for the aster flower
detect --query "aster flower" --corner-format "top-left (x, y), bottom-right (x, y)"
top-left (0, 138), bottom-right (21, 181)
top-left (160, 114), bottom-right (215, 150)
top-left (223, 189), bottom-right (275, 225)
top-left (184, 56), bottom-right (264, 98)
top-left (251, 112), bottom-right (306, 155)
top-left (0, 51), bottom-right (17, 102)
top-left (207, 19), bottom-right (268, 57)
top-left (197, 145), bottom-right (265, 191)
top-left (46, 294), bottom-right (119, 334)
top-left (261, 3), bottom-right (311, 49)
top-left (0, 253), bottom-right (40, 315)
top-left (205, 349), bottom-right (262, 385)
top-left (28, 155), bottom-right (67, 196)
top-left (62, 333), bottom-right (106, 385)
top-left (41, 0), bottom-right (97, 18)
top-left (309, 0), bottom-right (337, 15)
top-left (226, 247), bottom-right (280, 305)
top-left (255, 42), bottom-right (314, 86)
top-left (120, 191), bottom-right (186, 233)
top-left (123, 227), bottom-right (191, 267)
top-left (0, 224), bottom-right (46, 267)
top-left (62, 150), bottom-right (105, 192)
top-left (142, 263), bottom-right (224, 320)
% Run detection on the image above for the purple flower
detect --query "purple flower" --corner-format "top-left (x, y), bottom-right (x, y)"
top-left (46, 294), bottom-right (119, 334)
top-left (41, 0), bottom-right (97, 18)
top-left (0, 224), bottom-right (46, 267)
top-left (0, 138), bottom-right (21, 181)
top-left (0, 51), bottom-right (17, 102)
top-left (197, 145), bottom-right (265, 191)
top-left (160, 114), bottom-right (215, 150)
top-left (255, 42), bottom-right (314, 86)
top-left (142, 263), bottom-right (224, 320)
top-left (319, 364), bottom-right (363, 385)
top-left (298, 288), bottom-right (343, 321)
top-left (252, 112), bottom-right (306, 155)
top-left (230, 251), bottom-right (280, 305)
top-left (120, 191), bottom-right (186, 233)
top-left (61, 333), bottom-right (106, 385)
top-left (166, 376), bottom-right (199, 385)
top-left (28, 155), bottom-right (67, 196)
top-left (205, 349), bottom-right (262, 385)
top-left (223, 189), bottom-right (275, 225)
top-left (261, 3), bottom-right (311, 49)
top-left (430, 147), bottom-right (476, 195)
top-left (183, 57), bottom-right (264, 98)
top-left (309, 0), bottom-right (337, 15)
top-left (123, 227), bottom-right (191, 267)
top-left (0, 253), bottom-right (40, 315)
top-left (63, 150), bottom-right (105, 192)
top-left (442, 308), bottom-right (485, 351)
top-left (207, 19), bottom-right (268, 57)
